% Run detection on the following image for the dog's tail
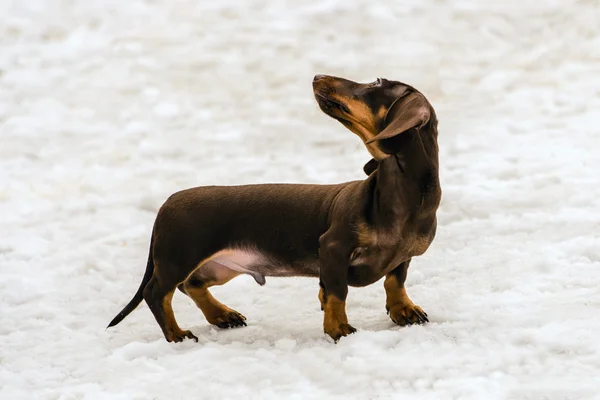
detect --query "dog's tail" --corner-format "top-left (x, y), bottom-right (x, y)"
top-left (107, 234), bottom-right (154, 329)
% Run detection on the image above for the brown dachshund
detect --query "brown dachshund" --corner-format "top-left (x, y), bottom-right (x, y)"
top-left (108, 75), bottom-right (441, 342)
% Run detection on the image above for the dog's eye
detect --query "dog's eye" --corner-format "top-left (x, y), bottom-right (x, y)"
top-left (339, 103), bottom-right (350, 113)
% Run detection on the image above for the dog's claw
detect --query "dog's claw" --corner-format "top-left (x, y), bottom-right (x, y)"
top-left (213, 311), bottom-right (248, 329)
top-left (388, 304), bottom-right (429, 327)
top-left (168, 329), bottom-right (198, 343)
top-left (325, 323), bottom-right (356, 342)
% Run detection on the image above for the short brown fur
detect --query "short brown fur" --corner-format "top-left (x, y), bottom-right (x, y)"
top-left (161, 290), bottom-right (198, 342)
top-left (108, 75), bottom-right (441, 343)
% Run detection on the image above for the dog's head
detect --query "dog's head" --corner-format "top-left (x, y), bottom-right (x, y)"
top-left (312, 75), bottom-right (437, 161)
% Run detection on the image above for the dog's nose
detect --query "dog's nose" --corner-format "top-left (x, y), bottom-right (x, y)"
top-left (313, 74), bottom-right (327, 82)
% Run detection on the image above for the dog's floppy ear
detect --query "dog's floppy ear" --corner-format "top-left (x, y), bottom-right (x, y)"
top-left (366, 92), bottom-right (430, 144)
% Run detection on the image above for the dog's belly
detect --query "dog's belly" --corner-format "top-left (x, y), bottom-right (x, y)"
top-left (189, 248), bottom-right (320, 285)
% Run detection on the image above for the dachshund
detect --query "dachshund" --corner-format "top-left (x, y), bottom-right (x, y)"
top-left (108, 75), bottom-right (441, 342)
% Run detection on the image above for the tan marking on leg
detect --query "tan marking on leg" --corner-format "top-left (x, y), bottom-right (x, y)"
top-left (384, 274), bottom-right (413, 308)
top-left (318, 287), bottom-right (325, 311)
top-left (161, 290), bottom-right (198, 342)
top-left (322, 294), bottom-right (356, 341)
top-left (184, 282), bottom-right (247, 329)
top-left (384, 274), bottom-right (428, 326)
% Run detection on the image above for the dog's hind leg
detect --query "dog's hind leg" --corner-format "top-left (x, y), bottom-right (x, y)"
top-left (143, 272), bottom-right (199, 343)
top-left (182, 261), bottom-right (247, 329)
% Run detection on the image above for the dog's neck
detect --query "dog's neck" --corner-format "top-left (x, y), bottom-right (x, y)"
top-left (365, 130), bottom-right (438, 228)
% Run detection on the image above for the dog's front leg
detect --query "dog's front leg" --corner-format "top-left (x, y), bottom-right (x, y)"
top-left (318, 231), bottom-right (356, 342)
top-left (384, 259), bottom-right (429, 326)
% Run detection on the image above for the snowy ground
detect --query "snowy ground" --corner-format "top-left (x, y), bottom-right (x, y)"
top-left (1, 0), bottom-right (600, 399)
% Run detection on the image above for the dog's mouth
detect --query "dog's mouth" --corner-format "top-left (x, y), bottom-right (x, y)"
top-left (314, 90), bottom-right (369, 139)
top-left (314, 91), bottom-right (350, 117)
top-left (313, 74), bottom-right (353, 119)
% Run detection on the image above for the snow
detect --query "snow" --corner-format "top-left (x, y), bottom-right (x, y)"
top-left (1, 0), bottom-right (600, 398)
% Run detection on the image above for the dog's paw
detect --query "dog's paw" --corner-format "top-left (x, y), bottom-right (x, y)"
top-left (167, 329), bottom-right (199, 343)
top-left (212, 310), bottom-right (247, 329)
top-left (387, 304), bottom-right (428, 326)
top-left (324, 323), bottom-right (357, 342)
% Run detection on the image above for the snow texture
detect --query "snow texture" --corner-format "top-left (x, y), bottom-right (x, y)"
top-left (1, 0), bottom-right (600, 399)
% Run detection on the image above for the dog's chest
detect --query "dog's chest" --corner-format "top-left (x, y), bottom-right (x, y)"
top-left (348, 223), bottom-right (435, 285)
top-left (351, 231), bottom-right (407, 267)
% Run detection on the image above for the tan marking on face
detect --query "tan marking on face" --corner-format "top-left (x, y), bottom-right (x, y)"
top-left (331, 95), bottom-right (389, 160)
top-left (343, 98), bottom-right (376, 128)
top-left (332, 97), bottom-right (376, 139)
top-left (377, 105), bottom-right (388, 120)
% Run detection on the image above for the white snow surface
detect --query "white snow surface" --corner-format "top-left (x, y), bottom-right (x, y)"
top-left (1, 0), bottom-right (600, 399)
